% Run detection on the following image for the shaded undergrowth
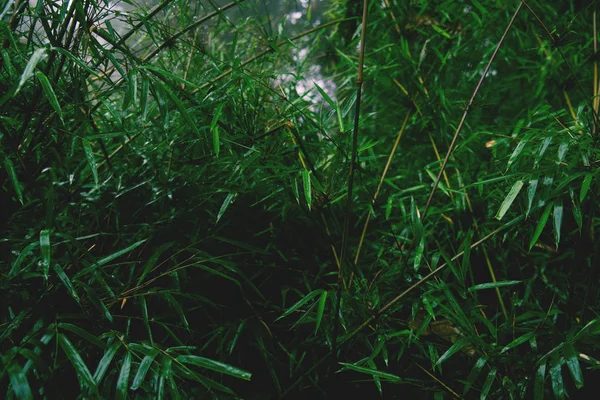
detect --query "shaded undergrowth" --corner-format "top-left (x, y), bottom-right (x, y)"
top-left (1, 0), bottom-right (600, 398)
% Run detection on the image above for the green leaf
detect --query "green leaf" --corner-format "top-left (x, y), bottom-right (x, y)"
top-left (58, 323), bottom-right (107, 349)
top-left (338, 362), bottom-right (401, 381)
top-left (4, 158), bottom-right (23, 205)
top-left (495, 180), bottom-right (524, 220)
top-left (500, 331), bottom-right (535, 353)
top-left (463, 356), bottom-right (487, 395)
top-left (468, 280), bottom-right (521, 292)
top-left (526, 178), bottom-right (538, 216)
top-left (302, 169), bottom-right (312, 210)
top-left (534, 362), bottom-right (546, 400)
top-left (550, 354), bottom-right (564, 400)
top-left (137, 242), bottom-right (174, 285)
top-left (52, 264), bottom-right (80, 303)
top-left (59, 334), bottom-right (98, 392)
top-left (553, 200), bottom-right (563, 248)
top-left (8, 362), bottom-right (33, 400)
top-left (480, 368), bottom-right (497, 400)
top-left (97, 239), bottom-right (146, 267)
top-left (414, 235), bottom-right (425, 271)
top-left (314, 290), bottom-right (327, 334)
top-left (313, 81), bottom-right (335, 108)
top-left (563, 343), bottom-right (583, 389)
top-left (176, 355), bottom-right (251, 381)
top-left (435, 336), bottom-right (474, 366)
top-left (157, 357), bottom-right (172, 399)
top-left (80, 282), bottom-right (114, 323)
top-left (212, 124), bottom-right (220, 158)
top-left (131, 349), bottom-right (159, 390)
top-left (216, 192), bottom-right (237, 224)
top-left (82, 138), bottom-right (98, 185)
top-left (36, 71), bottom-right (63, 122)
top-left (506, 138), bottom-right (528, 171)
top-left (116, 351), bottom-right (132, 400)
top-left (160, 83), bottom-right (198, 133)
top-left (16, 47), bottom-right (47, 94)
top-left (580, 174), bottom-right (593, 202)
top-left (39, 229), bottom-right (51, 279)
top-left (529, 203), bottom-right (552, 251)
top-left (139, 296), bottom-right (154, 344)
top-left (276, 289), bottom-right (323, 321)
top-left (93, 341), bottom-right (122, 384)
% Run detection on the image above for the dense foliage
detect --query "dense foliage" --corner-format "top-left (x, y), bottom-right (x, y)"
top-left (1, 0), bottom-right (599, 398)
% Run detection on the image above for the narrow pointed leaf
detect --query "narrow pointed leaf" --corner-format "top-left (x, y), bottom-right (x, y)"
top-left (36, 71), bottom-right (63, 121)
top-left (39, 229), bottom-right (51, 279)
top-left (553, 200), bottom-right (563, 248)
top-left (216, 192), bottom-right (236, 224)
top-left (495, 180), bottom-right (524, 220)
top-left (176, 355), bottom-right (251, 381)
top-left (116, 351), bottom-right (132, 400)
top-left (52, 264), bottom-right (80, 303)
top-left (338, 362), bottom-right (401, 381)
top-left (4, 158), bottom-right (23, 205)
top-left (469, 280), bottom-right (521, 292)
top-left (16, 47), bottom-right (46, 94)
top-left (580, 174), bottom-right (592, 202)
top-left (500, 331), bottom-right (535, 353)
top-left (563, 343), bottom-right (583, 389)
top-left (8, 362), bottom-right (33, 400)
top-left (534, 362), bottom-right (546, 400)
top-left (131, 349), bottom-right (159, 390)
top-left (93, 341), bottom-right (122, 384)
top-left (276, 289), bottom-right (323, 321)
top-left (82, 139), bottom-right (98, 185)
top-left (314, 290), bottom-right (327, 334)
top-left (59, 334), bottom-right (97, 392)
top-left (529, 203), bottom-right (552, 251)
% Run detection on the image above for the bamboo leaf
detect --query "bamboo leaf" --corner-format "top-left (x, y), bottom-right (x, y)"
top-left (469, 280), bottom-right (521, 292)
top-left (176, 355), bottom-right (252, 381)
top-left (480, 368), bottom-right (497, 400)
top-left (302, 169), bottom-right (312, 210)
top-left (36, 71), bottom-right (63, 122)
top-left (4, 158), bottom-right (23, 205)
top-left (16, 47), bottom-right (46, 94)
top-left (463, 356), bottom-right (487, 395)
top-left (553, 200), bottom-right (563, 248)
top-left (39, 229), bottom-right (51, 279)
top-left (500, 331), bottom-right (535, 353)
top-left (338, 362), bottom-right (401, 381)
top-left (93, 341), bottom-right (121, 384)
top-left (8, 362), bottom-right (33, 400)
top-left (495, 180), bottom-right (524, 220)
top-left (59, 334), bottom-right (97, 392)
top-left (82, 138), bottom-right (98, 185)
top-left (563, 343), bottom-right (583, 389)
top-left (314, 290), bottom-right (327, 334)
top-left (216, 192), bottom-right (237, 224)
top-left (529, 203), bottom-right (552, 251)
top-left (131, 349), bottom-right (159, 390)
top-left (80, 282), bottom-right (113, 323)
top-left (52, 264), bottom-right (80, 303)
top-left (276, 289), bottom-right (323, 321)
top-left (116, 351), bottom-right (132, 400)
top-left (580, 174), bottom-right (593, 202)
top-left (550, 354), bottom-right (565, 400)
top-left (534, 362), bottom-right (546, 400)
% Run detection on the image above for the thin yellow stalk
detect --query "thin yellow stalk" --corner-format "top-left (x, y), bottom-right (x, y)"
top-left (353, 111), bottom-right (411, 265)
